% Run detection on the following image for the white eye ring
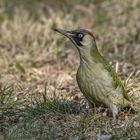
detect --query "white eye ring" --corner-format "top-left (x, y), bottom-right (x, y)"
top-left (78, 33), bottom-right (83, 38)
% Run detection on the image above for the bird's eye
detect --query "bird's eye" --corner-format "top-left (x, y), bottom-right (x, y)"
top-left (78, 33), bottom-right (83, 38)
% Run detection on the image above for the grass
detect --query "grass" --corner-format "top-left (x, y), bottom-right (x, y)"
top-left (0, 0), bottom-right (140, 139)
top-left (0, 85), bottom-right (23, 110)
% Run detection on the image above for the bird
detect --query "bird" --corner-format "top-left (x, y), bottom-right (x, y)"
top-left (53, 28), bottom-right (131, 119)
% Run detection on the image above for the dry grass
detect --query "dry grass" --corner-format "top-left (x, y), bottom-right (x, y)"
top-left (0, 0), bottom-right (140, 139)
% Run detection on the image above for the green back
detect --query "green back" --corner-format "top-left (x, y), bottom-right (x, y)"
top-left (90, 50), bottom-right (129, 101)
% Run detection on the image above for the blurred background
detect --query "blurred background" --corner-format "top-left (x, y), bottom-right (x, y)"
top-left (0, 0), bottom-right (140, 139)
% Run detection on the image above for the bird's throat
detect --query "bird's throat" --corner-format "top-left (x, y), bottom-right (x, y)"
top-left (79, 47), bottom-right (102, 66)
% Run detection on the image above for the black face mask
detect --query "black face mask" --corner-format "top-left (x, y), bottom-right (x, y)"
top-left (72, 32), bottom-right (84, 47)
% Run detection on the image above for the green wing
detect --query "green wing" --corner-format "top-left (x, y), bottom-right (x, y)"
top-left (98, 55), bottom-right (129, 101)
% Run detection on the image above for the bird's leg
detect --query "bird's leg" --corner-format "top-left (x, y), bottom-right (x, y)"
top-left (89, 102), bottom-right (97, 114)
top-left (89, 102), bottom-right (95, 109)
top-left (110, 104), bottom-right (118, 119)
top-left (82, 101), bottom-right (96, 118)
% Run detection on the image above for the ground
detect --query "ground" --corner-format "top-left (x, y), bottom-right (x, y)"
top-left (0, 0), bottom-right (140, 139)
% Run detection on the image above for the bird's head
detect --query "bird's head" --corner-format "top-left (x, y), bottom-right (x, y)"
top-left (53, 28), bottom-right (98, 56)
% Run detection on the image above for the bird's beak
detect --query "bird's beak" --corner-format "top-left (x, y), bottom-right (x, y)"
top-left (53, 28), bottom-right (75, 39)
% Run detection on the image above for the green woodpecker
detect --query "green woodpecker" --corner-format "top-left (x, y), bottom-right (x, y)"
top-left (53, 28), bottom-right (131, 119)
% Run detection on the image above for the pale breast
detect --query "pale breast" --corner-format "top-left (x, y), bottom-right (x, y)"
top-left (76, 63), bottom-right (123, 105)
